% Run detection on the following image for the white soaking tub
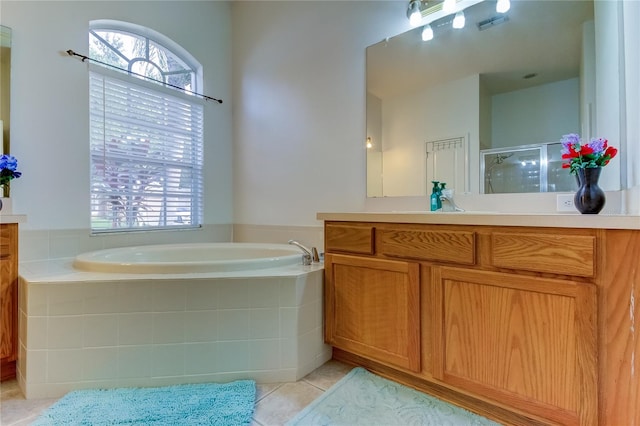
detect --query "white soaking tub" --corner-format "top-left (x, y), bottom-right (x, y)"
top-left (72, 242), bottom-right (304, 274)
top-left (18, 243), bottom-right (329, 399)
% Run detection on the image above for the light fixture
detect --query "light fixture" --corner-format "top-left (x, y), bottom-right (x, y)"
top-left (452, 11), bottom-right (465, 29)
top-left (421, 24), bottom-right (434, 41)
top-left (366, 137), bottom-right (373, 149)
top-left (496, 0), bottom-right (510, 13)
top-left (407, 0), bottom-right (422, 27)
top-left (442, 0), bottom-right (456, 13)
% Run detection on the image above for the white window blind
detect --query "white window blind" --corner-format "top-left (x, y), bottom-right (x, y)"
top-left (90, 71), bottom-right (203, 232)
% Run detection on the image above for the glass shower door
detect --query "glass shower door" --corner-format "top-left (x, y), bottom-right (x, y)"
top-left (481, 143), bottom-right (579, 193)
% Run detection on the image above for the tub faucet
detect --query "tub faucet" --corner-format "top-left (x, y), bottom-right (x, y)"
top-left (440, 190), bottom-right (465, 212)
top-left (288, 240), bottom-right (320, 265)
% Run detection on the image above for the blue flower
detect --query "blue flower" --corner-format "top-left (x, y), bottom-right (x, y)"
top-left (0, 154), bottom-right (21, 190)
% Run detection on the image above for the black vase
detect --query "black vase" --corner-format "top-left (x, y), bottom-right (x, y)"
top-left (574, 168), bottom-right (605, 214)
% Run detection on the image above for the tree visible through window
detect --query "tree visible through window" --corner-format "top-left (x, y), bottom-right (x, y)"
top-left (88, 21), bottom-right (203, 232)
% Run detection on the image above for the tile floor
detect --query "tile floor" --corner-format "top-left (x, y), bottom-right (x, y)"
top-left (0, 360), bottom-right (353, 426)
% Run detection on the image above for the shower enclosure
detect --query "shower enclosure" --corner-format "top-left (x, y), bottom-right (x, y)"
top-left (481, 142), bottom-right (577, 194)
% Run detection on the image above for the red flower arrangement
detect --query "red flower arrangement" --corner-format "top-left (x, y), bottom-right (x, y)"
top-left (560, 133), bottom-right (618, 175)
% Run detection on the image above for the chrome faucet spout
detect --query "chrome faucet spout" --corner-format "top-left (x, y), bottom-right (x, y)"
top-left (439, 194), bottom-right (465, 212)
top-left (288, 240), bottom-right (319, 265)
top-left (288, 239), bottom-right (311, 256)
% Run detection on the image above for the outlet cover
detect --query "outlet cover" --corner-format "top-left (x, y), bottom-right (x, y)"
top-left (556, 194), bottom-right (576, 212)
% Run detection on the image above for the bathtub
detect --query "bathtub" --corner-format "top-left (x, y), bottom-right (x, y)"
top-left (18, 243), bottom-right (330, 399)
top-left (73, 242), bottom-right (304, 274)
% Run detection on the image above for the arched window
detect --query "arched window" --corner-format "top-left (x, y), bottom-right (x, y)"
top-left (88, 21), bottom-right (203, 232)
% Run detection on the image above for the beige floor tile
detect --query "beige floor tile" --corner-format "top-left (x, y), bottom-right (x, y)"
top-left (1, 380), bottom-right (22, 399)
top-left (1, 396), bottom-right (57, 426)
top-left (256, 382), bottom-right (283, 402)
top-left (302, 359), bottom-right (353, 391)
top-left (253, 381), bottom-right (323, 426)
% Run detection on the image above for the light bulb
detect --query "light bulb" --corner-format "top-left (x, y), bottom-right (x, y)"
top-left (443, 0), bottom-right (456, 13)
top-left (452, 11), bottom-right (465, 29)
top-left (366, 137), bottom-right (373, 149)
top-left (408, 1), bottom-right (422, 27)
top-left (421, 24), bottom-right (434, 41)
top-left (496, 0), bottom-right (510, 13)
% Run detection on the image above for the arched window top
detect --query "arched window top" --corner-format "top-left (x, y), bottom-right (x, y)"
top-left (89, 20), bottom-right (202, 94)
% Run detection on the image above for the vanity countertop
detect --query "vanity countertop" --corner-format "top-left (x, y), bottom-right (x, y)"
top-left (317, 212), bottom-right (640, 230)
top-left (0, 214), bottom-right (27, 224)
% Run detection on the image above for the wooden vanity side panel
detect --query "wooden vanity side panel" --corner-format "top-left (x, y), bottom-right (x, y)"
top-left (379, 228), bottom-right (475, 265)
top-left (491, 232), bottom-right (595, 277)
top-left (324, 254), bottom-right (421, 372)
top-left (432, 267), bottom-right (597, 426)
top-left (598, 229), bottom-right (640, 426)
top-left (325, 223), bottom-right (375, 255)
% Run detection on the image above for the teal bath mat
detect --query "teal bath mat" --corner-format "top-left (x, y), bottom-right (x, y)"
top-left (33, 380), bottom-right (256, 425)
top-left (287, 367), bottom-right (499, 425)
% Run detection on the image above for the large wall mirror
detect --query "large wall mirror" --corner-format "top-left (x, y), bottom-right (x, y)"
top-left (1, 25), bottom-right (10, 156)
top-left (366, 0), bottom-right (612, 197)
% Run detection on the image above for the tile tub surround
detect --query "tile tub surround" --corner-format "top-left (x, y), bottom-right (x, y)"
top-left (17, 258), bottom-right (330, 399)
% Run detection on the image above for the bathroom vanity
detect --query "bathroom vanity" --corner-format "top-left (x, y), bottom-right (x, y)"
top-left (318, 212), bottom-right (640, 426)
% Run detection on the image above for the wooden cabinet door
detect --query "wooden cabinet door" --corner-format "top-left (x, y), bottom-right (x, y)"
top-left (432, 267), bottom-right (597, 426)
top-left (0, 224), bottom-right (17, 364)
top-left (325, 253), bottom-right (421, 372)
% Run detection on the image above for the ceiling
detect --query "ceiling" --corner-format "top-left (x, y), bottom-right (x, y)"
top-left (366, 0), bottom-right (595, 99)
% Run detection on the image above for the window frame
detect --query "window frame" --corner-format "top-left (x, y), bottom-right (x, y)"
top-left (88, 20), bottom-right (205, 234)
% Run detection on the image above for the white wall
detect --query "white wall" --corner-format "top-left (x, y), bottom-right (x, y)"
top-left (622, 1), bottom-right (640, 213)
top-left (623, 1), bottom-right (640, 189)
top-left (491, 78), bottom-right (580, 148)
top-left (2, 0), bottom-right (233, 231)
top-left (380, 75), bottom-right (479, 196)
top-left (2, 1), bottom-right (233, 260)
top-left (479, 79), bottom-right (492, 151)
top-left (366, 93), bottom-right (383, 197)
top-left (231, 1), bottom-right (409, 226)
top-left (595, 0), bottom-right (622, 191)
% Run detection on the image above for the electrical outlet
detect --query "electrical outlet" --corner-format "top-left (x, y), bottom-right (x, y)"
top-left (556, 194), bottom-right (576, 212)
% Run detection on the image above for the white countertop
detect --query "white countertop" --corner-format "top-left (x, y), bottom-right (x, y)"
top-left (0, 214), bottom-right (26, 224)
top-left (317, 212), bottom-right (640, 230)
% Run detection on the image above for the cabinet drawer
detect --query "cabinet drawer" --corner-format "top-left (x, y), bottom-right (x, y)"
top-left (379, 229), bottom-right (475, 265)
top-left (491, 232), bottom-right (595, 277)
top-left (326, 224), bottom-right (375, 255)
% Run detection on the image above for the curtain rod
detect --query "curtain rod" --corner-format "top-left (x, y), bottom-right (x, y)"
top-left (66, 49), bottom-right (223, 104)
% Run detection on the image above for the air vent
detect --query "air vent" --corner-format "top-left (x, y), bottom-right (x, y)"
top-left (477, 15), bottom-right (509, 31)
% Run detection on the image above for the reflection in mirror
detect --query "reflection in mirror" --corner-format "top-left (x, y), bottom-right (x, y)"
top-left (481, 142), bottom-right (575, 194)
top-left (366, 0), bottom-right (595, 197)
top-left (1, 25), bottom-right (10, 157)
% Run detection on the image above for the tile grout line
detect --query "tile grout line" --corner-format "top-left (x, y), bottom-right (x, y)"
top-left (301, 378), bottom-right (330, 393)
top-left (255, 382), bottom-right (284, 403)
